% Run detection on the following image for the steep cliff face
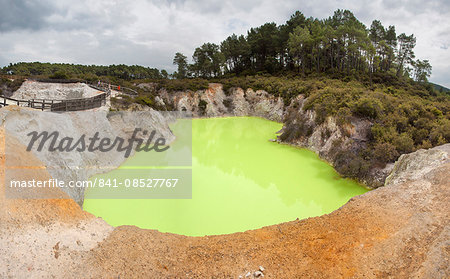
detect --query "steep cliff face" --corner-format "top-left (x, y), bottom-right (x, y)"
top-left (157, 83), bottom-right (285, 121)
top-left (279, 95), bottom-right (391, 187)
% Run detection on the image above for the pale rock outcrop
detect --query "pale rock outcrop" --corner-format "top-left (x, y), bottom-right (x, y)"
top-left (159, 83), bottom-right (285, 121)
top-left (203, 83), bottom-right (227, 117)
top-left (0, 106), bottom-right (175, 206)
top-left (230, 87), bottom-right (250, 116)
top-left (385, 143), bottom-right (450, 186)
top-left (12, 80), bottom-right (101, 100)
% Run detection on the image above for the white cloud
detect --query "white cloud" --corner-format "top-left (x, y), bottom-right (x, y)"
top-left (0, 0), bottom-right (448, 87)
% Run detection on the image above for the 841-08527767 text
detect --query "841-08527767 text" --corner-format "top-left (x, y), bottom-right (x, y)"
top-left (93, 178), bottom-right (179, 188)
top-left (9, 178), bottom-right (179, 189)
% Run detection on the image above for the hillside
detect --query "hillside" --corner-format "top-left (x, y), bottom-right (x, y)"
top-left (431, 82), bottom-right (450, 94)
top-left (115, 75), bottom-right (449, 186)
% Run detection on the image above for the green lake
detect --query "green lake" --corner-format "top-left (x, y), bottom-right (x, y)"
top-left (84, 117), bottom-right (368, 236)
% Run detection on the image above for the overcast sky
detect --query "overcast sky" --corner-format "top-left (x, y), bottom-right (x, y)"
top-left (0, 0), bottom-right (449, 87)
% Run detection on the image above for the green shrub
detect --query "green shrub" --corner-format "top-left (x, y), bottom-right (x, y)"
top-left (198, 99), bottom-right (208, 115)
top-left (49, 71), bottom-right (69, 79)
top-left (412, 128), bottom-right (429, 144)
top-left (393, 133), bottom-right (415, 153)
top-left (134, 95), bottom-right (154, 107)
top-left (429, 119), bottom-right (450, 144)
top-left (336, 107), bottom-right (352, 125)
top-left (334, 150), bottom-right (370, 179)
top-left (223, 98), bottom-right (233, 110)
top-left (373, 142), bottom-right (399, 163)
top-left (352, 97), bottom-right (384, 119)
top-left (314, 103), bottom-right (328, 125)
top-left (156, 78), bottom-right (209, 92)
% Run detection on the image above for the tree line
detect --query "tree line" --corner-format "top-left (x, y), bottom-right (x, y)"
top-left (173, 9), bottom-right (432, 83)
top-left (1, 62), bottom-right (165, 80)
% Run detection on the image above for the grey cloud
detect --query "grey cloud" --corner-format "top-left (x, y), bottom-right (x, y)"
top-left (0, 0), bottom-right (133, 33)
top-left (0, 0), bottom-right (56, 31)
top-left (0, 0), bottom-right (449, 87)
top-left (381, 0), bottom-right (450, 15)
top-left (154, 0), bottom-right (257, 14)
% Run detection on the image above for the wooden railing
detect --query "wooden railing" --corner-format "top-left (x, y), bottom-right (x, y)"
top-left (50, 93), bottom-right (108, 111)
top-left (0, 95), bottom-right (53, 110)
top-left (0, 93), bottom-right (110, 112)
top-left (0, 78), bottom-right (138, 112)
top-left (0, 84), bottom-right (111, 112)
top-left (91, 82), bottom-right (138, 96)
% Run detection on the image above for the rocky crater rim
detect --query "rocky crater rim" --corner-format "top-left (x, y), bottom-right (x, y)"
top-left (1, 84), bottom-right (448, 277)
top-left (3, 81), bottom-right (448, 201)
top-left (1, 129), bottom-right (448, 277)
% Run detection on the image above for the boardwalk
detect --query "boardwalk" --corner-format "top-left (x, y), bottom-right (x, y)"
top-left (0, 81), bottom-right (137, 112)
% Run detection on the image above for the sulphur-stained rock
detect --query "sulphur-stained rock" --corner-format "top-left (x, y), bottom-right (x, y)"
top-left (175, 92), bottom-right (200, 114)
top-left (368, 162), bottom-right (395, 187)
top-left (158, 83), bottom-right (286, 121)
top-left (307, 116), bottom-right (343, 157)
top-left (253, 96), bottom-right (284, 122)
top-left (0, 129), bottom-right (114, 278)
top-left (231, 87), bottom-right (251, 116)
top-left (154, 95), bottom-right (165, 107)
top-left (203, 83), bottom-right (227, 117)
top-left (271, 97), bottom-right (285, 121)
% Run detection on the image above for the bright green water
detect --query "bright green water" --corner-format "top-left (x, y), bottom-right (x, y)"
top-left (84, 117), bottom-right (367, 236)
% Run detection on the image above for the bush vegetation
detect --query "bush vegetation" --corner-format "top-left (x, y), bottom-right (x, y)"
top-left (0, 77), bottom-right (25, 97)
top-left (276, 74), bottom-right (449, 181)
